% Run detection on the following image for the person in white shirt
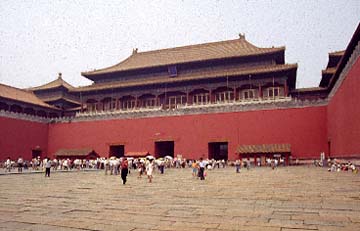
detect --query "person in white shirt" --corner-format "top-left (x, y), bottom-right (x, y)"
top-left (45, 158), bottom-right (52, 177)
top-left (17, 156), bottom-right (23, 173)
top-left (146, 159), bottom-right (154, 183)
top-left (5, 157), bottom-right (12, 172)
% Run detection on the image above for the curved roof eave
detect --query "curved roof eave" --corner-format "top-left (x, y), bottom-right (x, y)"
top-left (82, 48), bottom-right (285, 79)
top-left (74, 63), bottom-right (297, 93)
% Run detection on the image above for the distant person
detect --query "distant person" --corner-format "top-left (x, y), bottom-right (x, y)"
top-left (191, 160), bottom-right (198, 177)
top-left (17, 156), bottom-right (23, 173)
top-left (199, 158), bottom-right (206, 180)
top-left (222, 159), bottom-right (226, 168)
top-left (159, 160), bottom-right (165, 174)
top-left (235, 159), bottom-right (241, 173)
top-left (5, 157), bottom-right (12, 172)
top-left (104, 158), bottom-right (110, 175)
top-left (146, 159), bottom-right (154, 183)
top-left (45, 158), bottom-right (51, 177)
top-left (121, 158), bottom-right (129, 185)
top-left (137, 161), bottom-right (144, 178)
top-left (246, 159), bottom-right (250, 170)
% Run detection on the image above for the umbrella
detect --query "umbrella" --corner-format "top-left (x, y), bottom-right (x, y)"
top-left (165, 156), bottom-right (173, 160)
top-left (146, 155), bottom-right (155, 160)
top-left (109, 156), bottom-right (117, 160)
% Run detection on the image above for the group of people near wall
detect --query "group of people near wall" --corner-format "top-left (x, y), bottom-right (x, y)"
top-left (104, 156), bottom-right (229, 182)
top-left (327, 160), bottom-right (358, 173)
top-left (2, 156), bottom-right (96, 172)
top-left (102, 156), bottom-right (155, 184)
top-left (2, 156), bottom-right (53, 176)
top-left (3, 156), bottom-right (357, 181)
top-left (312, 158), bottom-right (359, 173)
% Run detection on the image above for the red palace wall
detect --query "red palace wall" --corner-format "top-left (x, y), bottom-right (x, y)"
top-left (48, 106), bottom-right (328, 160)
top-left (0, 117), bottom-right (48, 161)
top-left (327, 58), bottom-right (360, 157)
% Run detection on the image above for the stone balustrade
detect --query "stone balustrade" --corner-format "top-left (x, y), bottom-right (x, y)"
top-left (0, 110), bottom-right (50, 123)
top-left (0, 97), bottom-right (328, 124)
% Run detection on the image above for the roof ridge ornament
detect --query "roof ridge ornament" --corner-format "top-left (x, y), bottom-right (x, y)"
top-left (132, 48), bottom-right (138, 54)
top-left (239, 33), bottom-right (245, 39)
top-left (58, 72), bottom-right (62, 79)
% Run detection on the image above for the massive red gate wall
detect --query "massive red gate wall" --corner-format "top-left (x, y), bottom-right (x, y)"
top-left (327, 58), bottom-right (360, 157)
top-left (47, 106), bottom-right (327, 160)
top-left (0, 117), bottom-right (48, 160)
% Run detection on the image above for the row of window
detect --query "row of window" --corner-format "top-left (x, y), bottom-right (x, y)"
top-left (86, 87), bottom-right (285, 112)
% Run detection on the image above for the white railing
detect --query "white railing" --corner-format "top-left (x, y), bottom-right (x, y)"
top-left (75, 106), bottom-right (163, 117)
top-left (1, 97), bottom-right (328, 124)
top-left (177, 97), bottom-right (292, 109)
top-left (0, 110), bottom-right (50, 123)
top-left (46, 96), bottom-right (328, 123)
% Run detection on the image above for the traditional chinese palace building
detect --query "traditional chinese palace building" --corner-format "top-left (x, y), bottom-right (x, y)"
top-left (1, 24), bottom-right (359, 162)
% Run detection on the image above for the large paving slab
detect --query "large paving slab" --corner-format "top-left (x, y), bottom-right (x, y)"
top-left (0, 166), bottom-right (359, 230)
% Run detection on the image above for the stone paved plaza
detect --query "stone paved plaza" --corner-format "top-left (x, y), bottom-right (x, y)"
top-left (0, 166), bottom-right (359, 231)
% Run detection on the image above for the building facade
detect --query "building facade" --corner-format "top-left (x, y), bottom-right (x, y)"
top-left (0, 25), bottom-right (359, 162)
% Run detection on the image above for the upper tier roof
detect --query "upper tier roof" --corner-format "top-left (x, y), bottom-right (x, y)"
top-left (0, 83), bottom-right (58, 109)
top-left (82, 35), bottom-right (285, 77)
top-left (291, 87), bottom-right (327, 93)
top-left (73, 63), bottom-right (297, 92)
top-left (319, 50), bottom-right (345, 87)
top-left (329, 50), bottom-right (345, 57)
top-left (41, 96), bottom-right (81, 106)
top-left (28, 73), bottom-right (74, 91)
top-left (328, 23), bottom-right (360, 92)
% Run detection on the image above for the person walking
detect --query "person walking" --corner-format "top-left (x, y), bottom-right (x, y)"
top-left (146, 159), bottom-right (154, 183)
top-left (235, 159), bottom-right (241, 173)
top-left (121, 158), bottom-right (129, 185)
top-left (246, 159), bottom-right (251, 170)
top-left (104, 158), bottom-right (110, 175)
top-left (137, 161), bottom-right (144, 178)
top-left (191, 160), bottom-right (198, 177)
top-left (45, 158), bottom-right (51, 177)
top-left (5, 157), bottom-right (12, 173)
top-left (17, 156), bottom-right (23, 173)
top-left (199, 158), bottom-right (206, 180)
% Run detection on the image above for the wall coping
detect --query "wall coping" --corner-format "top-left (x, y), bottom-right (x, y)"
top-left (0, 97), bottom-right (329, 124)
top-left (0, 110), bottom-right (50, 123)
top-left (54, 97), bottom-right (327, 123)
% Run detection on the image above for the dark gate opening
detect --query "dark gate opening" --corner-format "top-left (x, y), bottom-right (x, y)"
top-left (32, 149), bottom-right (42, 159)
top-left (208, 142), bottom-right (228, 160)
top-left (109, 145), bottom-right (125, 158)
top-left (155, 141), bottom-right (174, 158)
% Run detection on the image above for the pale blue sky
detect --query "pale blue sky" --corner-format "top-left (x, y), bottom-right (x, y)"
top-left (0, 0), bottom-right (359, 89)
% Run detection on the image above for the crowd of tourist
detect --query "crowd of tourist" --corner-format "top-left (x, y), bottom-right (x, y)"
top-left (327, 159), bottom-right (358, 173)
top-left (312, 158), bottom-right (358, 173)
top-left (2, 155), bottom-right (358, 180)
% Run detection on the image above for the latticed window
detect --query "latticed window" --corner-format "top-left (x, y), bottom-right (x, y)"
top-left (216, 91), bottom-right (233, 103)
top-left (193, 93), bottom-right (209, 105)
top-left (112, 99), bottom-right (117, 110)
top-left (102, 99), bottom-right (117, 111)
top-left (144, 98), bottom-right (156, 108)
top-left (168, 95), bottom-right (186, 109)
top-left (103, 101), bottom-right (111, 111)
top-left (122, 100), bottom-right (136, 110)
top-left (241, 89), bottom-right (256, 100)
top-left (86, 102), bottom-right (97, 112)
top-left (266, 87), bottom-right (283, 99)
